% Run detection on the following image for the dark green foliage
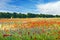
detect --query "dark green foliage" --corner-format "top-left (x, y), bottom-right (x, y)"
top-left (0, 12), bottom-right (60, 18)
top-left (27, 13), bottom-right (37, 18)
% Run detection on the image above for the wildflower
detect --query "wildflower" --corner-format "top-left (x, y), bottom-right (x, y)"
top-left (34, 37), bottom-right (37, 40)
top-left (3, 34), bottom-right (12, 37)
top-left (58, 31), bottom-right (60, 34)
top-left (30, 36), bottom-right (32, 39)
top-left (28, 32), bottom-right (30, 35)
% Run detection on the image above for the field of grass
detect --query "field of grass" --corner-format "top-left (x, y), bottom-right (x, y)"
top-left (0, 18), bottom-right (60, 40)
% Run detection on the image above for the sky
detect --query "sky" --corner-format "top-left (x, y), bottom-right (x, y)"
top-left (0, 0), bottom-right (60, 15)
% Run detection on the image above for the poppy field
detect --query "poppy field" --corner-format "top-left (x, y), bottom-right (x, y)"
top-left (0, 18), bottom-right (60, 40)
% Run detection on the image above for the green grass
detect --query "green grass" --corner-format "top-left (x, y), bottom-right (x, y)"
top-left (0, 26), bottom-right (60, 40)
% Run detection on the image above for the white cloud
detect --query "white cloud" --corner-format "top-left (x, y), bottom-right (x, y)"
top-left (0, 0), bottom-right (27, 12)
top-left (0, 0), bottom-right (37, 13)
top-left (36, 1), bottom-right (60, 15)
top-left (0, 0), bottom-right (11, 6)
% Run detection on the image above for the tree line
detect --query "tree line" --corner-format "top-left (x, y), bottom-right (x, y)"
top-left (0, 12), bottom-right (60, 18)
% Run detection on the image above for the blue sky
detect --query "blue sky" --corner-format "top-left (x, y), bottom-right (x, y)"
top-left (0, 0), bottom-right (60, 15)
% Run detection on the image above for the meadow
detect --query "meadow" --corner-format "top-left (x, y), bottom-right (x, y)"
top-left (0, 18), bottom-right (60, 40)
